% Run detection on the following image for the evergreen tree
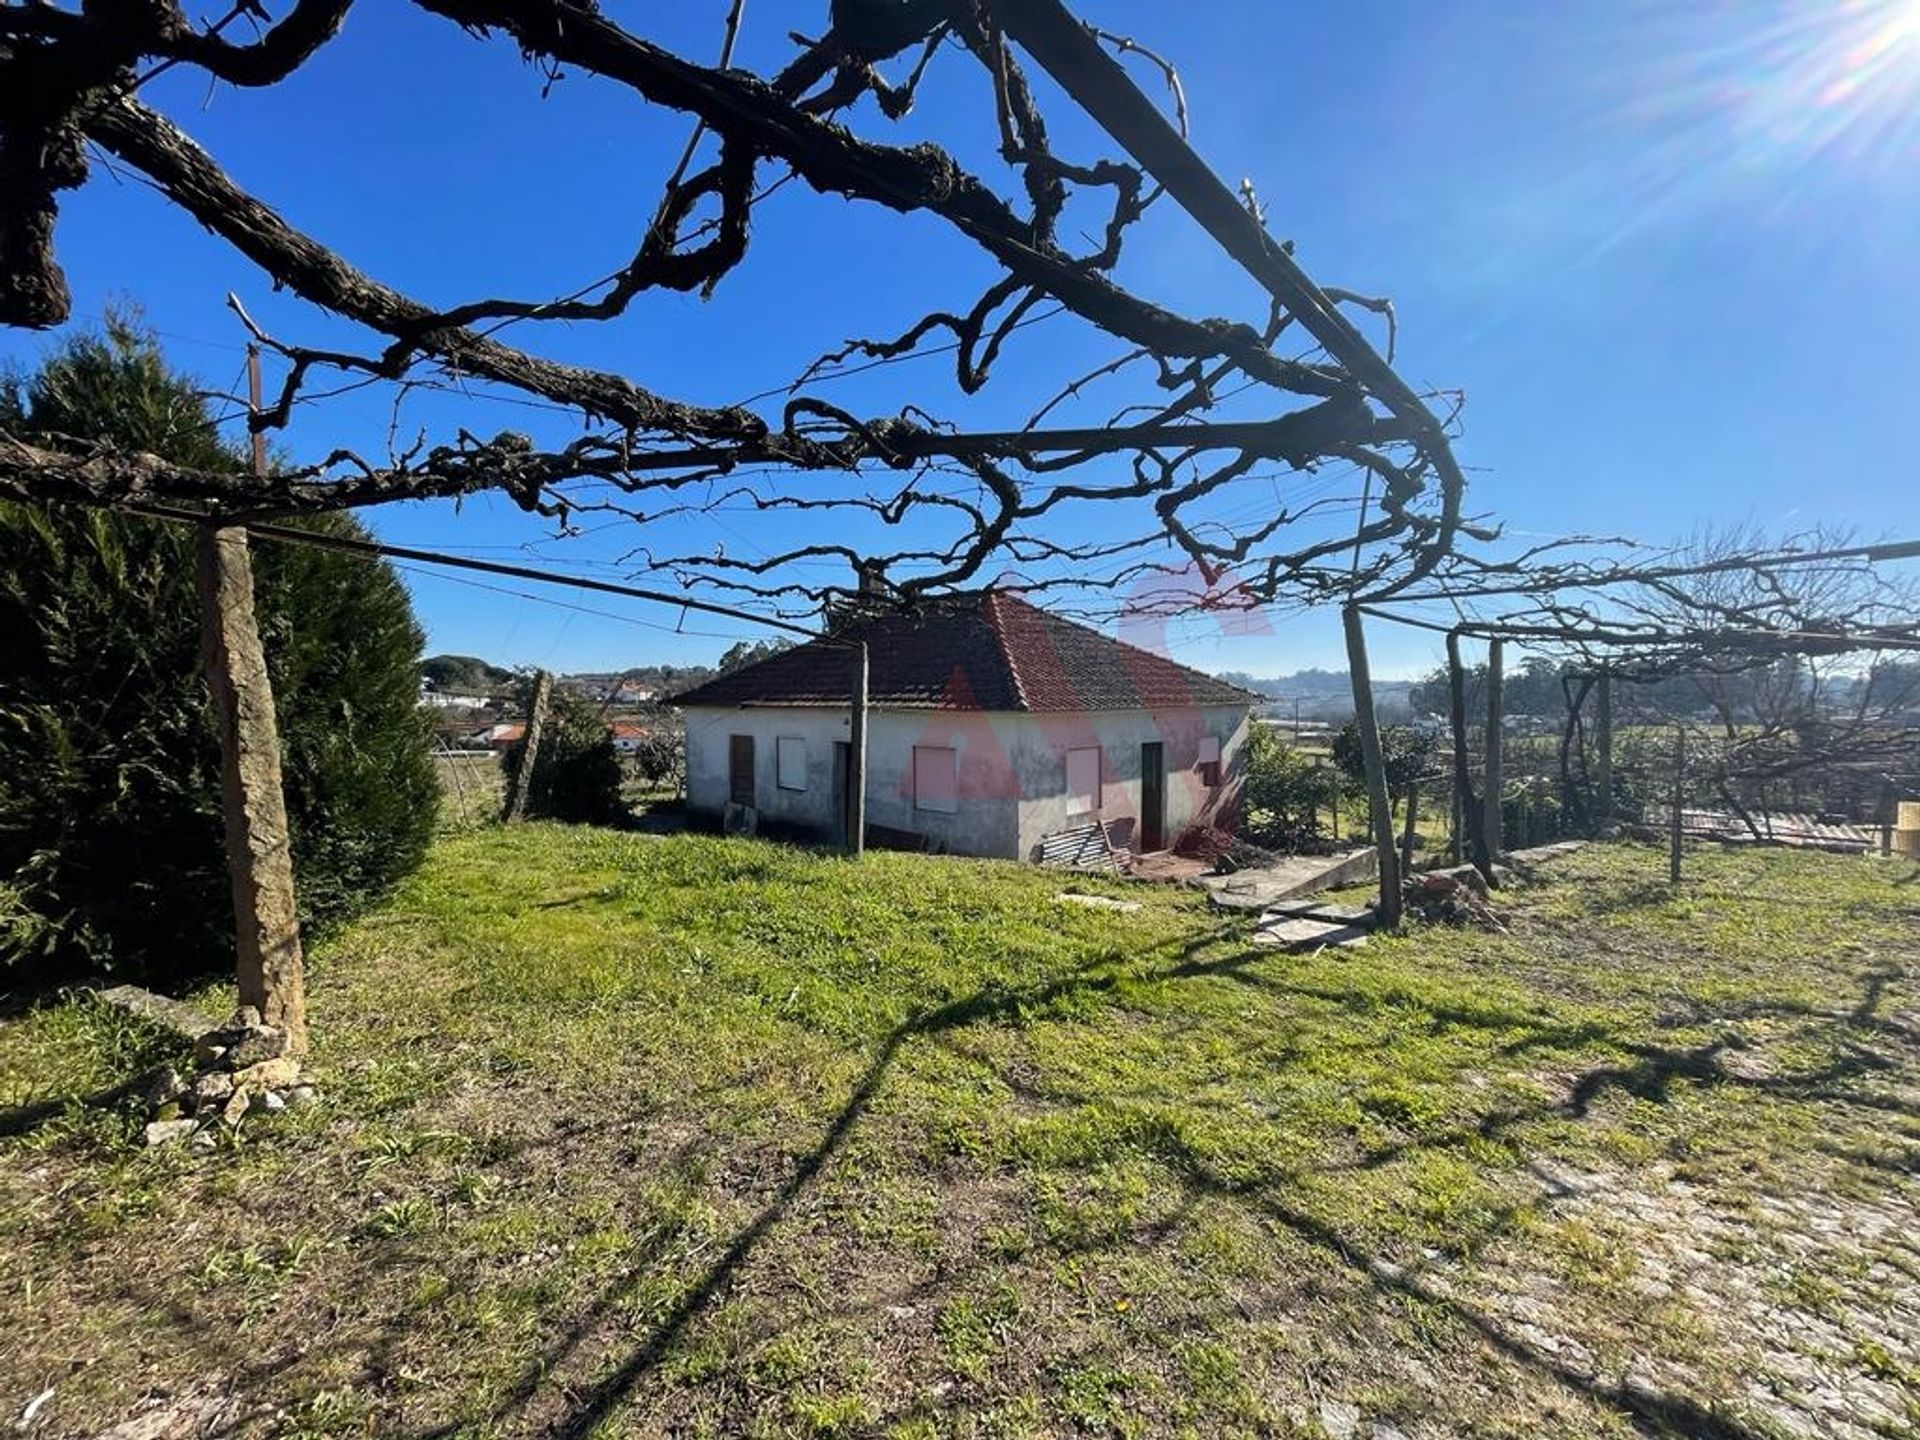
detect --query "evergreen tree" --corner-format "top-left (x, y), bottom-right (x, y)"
top-left (0, 315), bottom-right (438, 985)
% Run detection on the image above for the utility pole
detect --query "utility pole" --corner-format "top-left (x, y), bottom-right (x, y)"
top-left (198, 344), bottom-right (307, 1052)
top-left (1342, 606), bottom-right (1401, 927)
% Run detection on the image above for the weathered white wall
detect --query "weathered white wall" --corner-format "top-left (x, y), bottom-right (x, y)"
top-left (683, 701), bottom-right (1250, 861)
top-left (683, 706), bottom-right (1026, 856)
top-left (1011, 704), bottom-right (1250, 859)
top-left (684, 706), bottom-right (850, 835)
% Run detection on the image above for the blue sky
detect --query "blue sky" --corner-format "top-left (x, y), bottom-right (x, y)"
top-left (6, 1), bottom-right (1918, 679)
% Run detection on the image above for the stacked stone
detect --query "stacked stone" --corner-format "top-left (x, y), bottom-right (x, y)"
top-left (1404, 867), bottom-right (1506, 929)
top-left (141, 1005), bottom-right (316, 1147)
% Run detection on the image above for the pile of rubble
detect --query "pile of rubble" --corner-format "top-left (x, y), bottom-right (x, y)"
top-left (1175, 825), bottom-right (1285, 875)
top-left (1404, 867), bottom-right (1508, 931)
top-left (140, 1005), bottom-right (314, 1147)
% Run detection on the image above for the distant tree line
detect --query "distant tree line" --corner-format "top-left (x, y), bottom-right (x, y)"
top-left (421, 654), bottom-right (515, 695)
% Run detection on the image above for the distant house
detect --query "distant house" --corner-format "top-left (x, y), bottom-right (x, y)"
top-left (608, 721), bottom-right (657, 755)
top-left (420, 684), bottom-right (493, 710)
top-left (475, 718), bottom-right (664, 756)
top-left (475, 722), bottom-right (525, 751)
top-left (671, 590), bottom-right (1256, 861)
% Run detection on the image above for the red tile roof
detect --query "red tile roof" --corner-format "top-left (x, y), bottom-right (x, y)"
top-left (672, 591), bottom-right (1258, 713)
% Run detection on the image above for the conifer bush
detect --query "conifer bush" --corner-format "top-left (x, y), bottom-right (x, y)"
top-left (0, 316), bottom-right (438, 985)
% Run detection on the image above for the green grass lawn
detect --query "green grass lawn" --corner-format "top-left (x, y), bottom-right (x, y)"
top-left (2, 832), bottom-right (1916, 1439)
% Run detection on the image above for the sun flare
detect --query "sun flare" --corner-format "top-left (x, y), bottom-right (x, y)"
top-left (1730, 0), bottom-right (1920, 169)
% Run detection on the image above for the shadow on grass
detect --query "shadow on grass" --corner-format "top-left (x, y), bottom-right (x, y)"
top-left (19, 873), bottom-right (1913, 1437)
top-left (405, 940), bottom-right (1150, 1440)
top-left (0, 1075), bottom-right (144, 1138)
top-left (404, 924), bottom-right (1915, 1440)
top-left (1150, 1132), bottom-right (1777, 1440)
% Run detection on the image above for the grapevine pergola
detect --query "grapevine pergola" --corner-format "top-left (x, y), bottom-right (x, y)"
top-left (1357, 533), bottom-right (1920, 893)
top-left (0, 0), bottom-right (1467, 611)
top-left (2, 0), bottom-right (1481, 1033)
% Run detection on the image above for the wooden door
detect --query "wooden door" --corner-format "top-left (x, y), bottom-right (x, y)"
top-left (1140, 742), bottom-right (1165, 852)
top-left (729, 734), bottom-right (755, 807)
top-left (833, 741), bottom-right (852, 844)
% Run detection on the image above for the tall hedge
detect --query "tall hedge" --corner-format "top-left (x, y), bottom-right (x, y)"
top-left (0, 317), bottom-right (438, 986)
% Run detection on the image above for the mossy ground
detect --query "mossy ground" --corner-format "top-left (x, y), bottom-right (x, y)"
top-left (3, 831), bottom-right (1915, 1438)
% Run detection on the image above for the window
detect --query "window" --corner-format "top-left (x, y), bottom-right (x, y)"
top-left (1197, 734), bottom-right (1222, 789)
top-left (776, 735), bottom-right (807, 792)
top-left (1066, 747), bottom-right (1101, 815)
top-left (913, 745), bottom-right (958, 814)
top-left (729, 734), bottom-right (755, 807)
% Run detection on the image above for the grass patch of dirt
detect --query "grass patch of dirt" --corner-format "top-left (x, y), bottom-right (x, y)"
top-left (3, 832), bottom-right (1916, 1438)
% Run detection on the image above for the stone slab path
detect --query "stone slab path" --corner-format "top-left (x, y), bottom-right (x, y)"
top-left (1251, 915), bottom-right (1373, 951)
top-left (1202, 848), bottom-right (1380, 912)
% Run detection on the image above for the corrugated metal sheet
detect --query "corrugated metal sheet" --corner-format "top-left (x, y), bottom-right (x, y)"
top-left (1676, 809), bottom-right (1874, 852)
top-left (1037, 821), bottom-right (1131, 872)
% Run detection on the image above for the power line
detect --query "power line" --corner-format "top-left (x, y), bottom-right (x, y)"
top-left (390, 564), bottom-right (759, 644)
top-left (122, 501), bottom-right (829, 642)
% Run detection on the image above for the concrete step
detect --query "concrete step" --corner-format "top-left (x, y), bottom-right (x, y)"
top-left (1202, 847), bottom-right (1379, 911)
top-left (1252, 915), bottom-right (1372, 952)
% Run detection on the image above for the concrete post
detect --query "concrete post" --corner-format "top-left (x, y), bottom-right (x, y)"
top-left (1669, 725), bottom-right (1686, 885)
top-left (503, 669), bottom-right (552, 823)
top-left (1594, 671), bottom-right (1614, 823)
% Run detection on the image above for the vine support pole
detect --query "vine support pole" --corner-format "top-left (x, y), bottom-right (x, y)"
top-left (847, 642), bottom-right (868, 858)
top-left (1399, 778), bottom-right (1420, 877)
top-left (1449, 774), bottom-right (1464, 865)
top-left (1446, 629), bottom-right (1493, 883)
top-left (1342, 606), bottom-right (1402, 927)
top-left (197, 343), bottom-right (307, 1053)
top-left (1595, 670), bottom-right (1614, 824)
top-left (1669, 725), bottom-right (1687, 885)
top-left (504, 669), bottom-right (553, 823)
top-left (1483, 637), bottom-right (1506, 863)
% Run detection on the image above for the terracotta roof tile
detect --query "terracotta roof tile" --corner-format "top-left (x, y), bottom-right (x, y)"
top-left (672, 591), bottom-right (1257, 713)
